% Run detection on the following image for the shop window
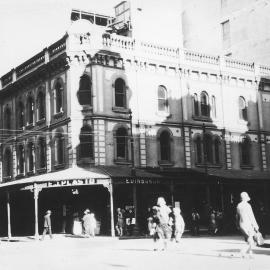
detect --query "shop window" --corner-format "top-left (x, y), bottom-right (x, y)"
top-left (159, 130), bottom-right (171, 162)
top-left (78, 74), bottom-right (92, 105)
top-left (200, 91), bottom-right (210, 117)
top-left (114, 78), bottom-right (126, 108)
top-left (4, 106), bottom-right (12, 134)
top-left (3, 148), bottom-right (12, 179)
top-left (193, 94), bottom-right (199, 116)
top-left (239, 96), bottom-right (248, 121)
top-left (55, 79), bottom-right (64, 114)
top-left (18, 101), bottom-right (25, 129)
top-left (17, 145), bottom-right (25, 175)
top-left (115, 127), bottom-right (128, 160)
top-left (27, 142), bottom-right (34, 173)
top-left (240, 137), bottom-right (251, 166)
top-left (158, 85), bottom-right (168, 112)
top-left (37, 137), bottom-right (46, 170)
top-left (79, 125), bottom-right (94, 159)
top-left (37, 91), bottom-right (45, 121)
top-left (26, 96), bottom-right (34, 125)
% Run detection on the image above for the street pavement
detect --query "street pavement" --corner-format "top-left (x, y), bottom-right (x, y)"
top-left (0, 234), bottom-right (270, 270)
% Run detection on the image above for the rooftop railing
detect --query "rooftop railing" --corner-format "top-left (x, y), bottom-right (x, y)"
top-left (184, 50), bottom-right (219, 65)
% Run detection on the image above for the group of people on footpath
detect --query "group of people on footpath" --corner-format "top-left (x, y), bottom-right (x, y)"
top-left (147, 197), bottom-right (185, 251)
top-left (115, 207), bottom-right (136, 237)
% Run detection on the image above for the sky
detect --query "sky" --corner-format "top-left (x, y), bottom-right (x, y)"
top-left (0, 0), bottom-right (182, 76)
top-left (0, 0), bottom-right (120, 76)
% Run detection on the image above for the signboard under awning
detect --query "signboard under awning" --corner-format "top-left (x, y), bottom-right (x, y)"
top-left (21, 178), bottom-right (111, 191)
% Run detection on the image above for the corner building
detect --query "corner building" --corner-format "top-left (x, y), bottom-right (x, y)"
top-left (0, 2), bottom-right (270, 237)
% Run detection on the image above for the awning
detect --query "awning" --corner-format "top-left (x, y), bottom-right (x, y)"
top-left (0, 166), bottom-right (110, 189)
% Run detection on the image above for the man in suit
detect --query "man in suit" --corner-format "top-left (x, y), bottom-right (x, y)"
top-left (41, 210), bottom-right (53, 240)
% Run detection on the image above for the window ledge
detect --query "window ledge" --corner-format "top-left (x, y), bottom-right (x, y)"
top-left (54, 163), bottom-right (65, 170)
top-left (16, 173), bottom-right (25, 180)
top-left (192, 116), bottom-right (212, 122)
top-left (25, 123), bottom-right (34, 130)
top-left (240, 164), bottom-right (253, 170)
top-left (156, 111), bottom-right (170, 118)
top-left (37, 168), bottom-right (47, 174)
top-left (3, 176), bottom-right (12, 182)
top-left (112, 107), bottom-right (129, 113)
top-left (53, 111), bottom-right (64, 119)
top-left (26, 171), bottom-right (35, 176)
top-left (158, 160), bottom-right (175, 166)
top-left (114, 159), bottom-right (132, 165)
top-left (82, 106), bottom-right (93, 113)
top-left (77, 158), bottom-right (95, 165)
top-left (36, 118), bottom-right (46, 125)
top-left (195, 163), bottom-right (222, 168)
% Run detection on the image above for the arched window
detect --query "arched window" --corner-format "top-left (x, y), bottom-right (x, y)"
top-left (204, 134), bottom-right (213, 163)
top-left (193, 94), bottom-right (199, 116)
top-left (3, 148), bottom-right (12, 179)
top-left (79, 125), bottom-right (94, 159)
top-left (78, 74), bottom-right (92, 105)
top-left (115, 127), bottom-right (128, 160)
top-left (160, 130), bottom-right (171, 162)
top-left (18, 101), bottom-right (24, 129)
top-left (213, 137), bottom-right (221, 164)
top-left (17, 145), bottom-right (25, 175)
top-left (27, 142), bottom-right (34, 173)
top-left (55, 133), bottom-right (64, 165)
top-left (241, 137), bottom-right (251, 165)
top-left (158, 85), bottom-right (168, 112)
top-left (37, 91), bottom-right (45, 120)
top-left (239, 96), bottom-right (247, 121)
top-left (115, 78), bottom-right (126, 108)
top-left (37, 137), bottom-right (46, 169)
top-left (27, 96), bottom-right (34, 125)
top-left (195, 136), bottom-right (203, 164)
top-left (211, 95), bottom-right (216, 118)
top-left (55, 80), bottom-right (63, 113)
top-left (200, 92), bottom-right (210, 117)
top-left (4, 107), bottom-right (12, 134)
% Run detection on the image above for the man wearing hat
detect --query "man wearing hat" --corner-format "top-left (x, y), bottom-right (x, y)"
top-left (41, 210), bottom-right (53, 240)
top-left (236, 192), bottom-right (259, 258)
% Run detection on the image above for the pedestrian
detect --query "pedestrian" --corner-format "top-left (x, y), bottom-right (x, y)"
top-left (115, 208), bottom-right (124, 237)
top-left (209, 209), bottom-right (217, 235)
top-left (82, 209), bottom-right (91, 237)
top-left (236, 192), bottom-right (259, 258)
top-left (41, 210), bottom-right (53, 240)
top-left (257, 202), bottom-right (267, 238)
top-left (172, 207), bottom-right (185, 243)
top-left (191, 208), bottom-right (200, 235)
top-left (89, 213), bottom-right (97, 237)
top-left (154, 197), bottom-right (172, 251)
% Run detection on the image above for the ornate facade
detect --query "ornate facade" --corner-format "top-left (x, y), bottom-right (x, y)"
top-left (0, 4), bottom-right (270, 237)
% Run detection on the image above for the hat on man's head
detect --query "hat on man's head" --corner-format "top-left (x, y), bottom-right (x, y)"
top-left (240, 192), bottom-right (250, 202)
top-left (46, 210), bottom-right (51, 214)
top-left (84, 209), bottom-right (90, 214)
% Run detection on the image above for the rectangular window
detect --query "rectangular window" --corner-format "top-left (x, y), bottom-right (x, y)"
top-left (221, 20), bottom-right (230, 48)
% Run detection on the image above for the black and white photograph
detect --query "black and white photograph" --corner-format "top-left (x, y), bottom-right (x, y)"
top-left (0, 0), bottom-right (270, 269)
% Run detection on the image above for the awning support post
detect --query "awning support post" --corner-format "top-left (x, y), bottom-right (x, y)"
top-left (6, 191), bottom-right (11, 240)
top-left (132, 184), bottom-right (140, 235)
top-left (33, 183), bottom-right (40, 240)
top-left (109, 182), bottom-right (115, 237)
top-left (170, 180), bottom-right (175, 207)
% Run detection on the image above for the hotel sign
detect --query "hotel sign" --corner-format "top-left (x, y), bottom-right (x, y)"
top-left (21, 178), bottom-right (110, 191)
top-left (113, 178), bottom-right (162, 184)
